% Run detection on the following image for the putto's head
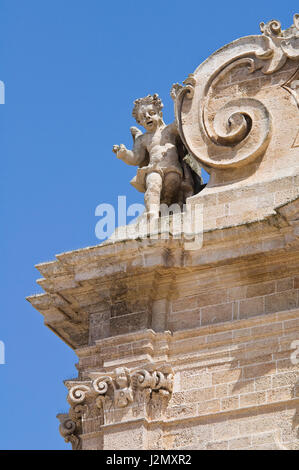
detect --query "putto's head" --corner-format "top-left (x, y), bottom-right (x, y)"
top-left (115, 367), bottom-right (130, 388)
top-left (132, 94), bottom-right (164, 132)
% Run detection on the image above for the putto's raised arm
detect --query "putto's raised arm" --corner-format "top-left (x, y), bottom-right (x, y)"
top-left (112, 132), bottom-right (146, 167)
top-left (167, 120), bottom-right (179, 136)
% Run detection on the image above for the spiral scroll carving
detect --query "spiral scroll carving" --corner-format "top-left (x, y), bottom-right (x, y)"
top-left (133, 369), bottom-right (157, 389)
top-left (93, 376), bottom-right (112, 395)
top-left (67, 384), bottom-right (91, 405)
top-left (173, 14), bottom-right (298, 170)
top-left (57, 413), bottom-right (81, 450)
top-left (201, 58), bottom-right (272, 167)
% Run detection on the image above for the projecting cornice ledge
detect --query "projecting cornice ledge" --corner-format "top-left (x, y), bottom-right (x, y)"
top-left (27, 196), bottom-right (299, 349)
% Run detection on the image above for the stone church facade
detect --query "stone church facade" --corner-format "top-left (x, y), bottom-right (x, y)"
top-left (28, 15), bottom-right (299, 450)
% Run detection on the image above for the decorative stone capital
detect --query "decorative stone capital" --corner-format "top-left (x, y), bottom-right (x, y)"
top-left (133, 369), bottom-right (173, 397)
top-left (93, 368), bottom-right (134, 410)
top-left (60, 365), bottom-right (174, 440)
top-left (57, 413), bottom-right (81, 450)
top-left (92, 366), bottom-right (174, 413)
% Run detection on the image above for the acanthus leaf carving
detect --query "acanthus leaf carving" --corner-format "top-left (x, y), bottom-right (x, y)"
top-left (171, 74), bottom-right (196, 102)
top-left (258, 14), bottom-right (299, 74)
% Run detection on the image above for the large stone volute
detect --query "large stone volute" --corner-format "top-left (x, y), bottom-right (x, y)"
top-left (172, 15), bottom-right (299, 188)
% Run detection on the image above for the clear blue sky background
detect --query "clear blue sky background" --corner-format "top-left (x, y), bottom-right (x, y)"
top-left (0, 0), bottom-right (297, 450)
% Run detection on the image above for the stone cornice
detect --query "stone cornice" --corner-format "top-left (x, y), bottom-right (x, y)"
top-left (74, 308), bottom-right (298, 369)
top-left (27, 197), bottom-right (299, 349)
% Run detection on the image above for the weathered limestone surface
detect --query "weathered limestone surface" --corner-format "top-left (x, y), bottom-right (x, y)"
top-left (28, 16), bottom-right (299, 450)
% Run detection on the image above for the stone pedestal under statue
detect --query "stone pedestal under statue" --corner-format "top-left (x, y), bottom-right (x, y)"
top-left (28, 15), bottom-right (299, 450)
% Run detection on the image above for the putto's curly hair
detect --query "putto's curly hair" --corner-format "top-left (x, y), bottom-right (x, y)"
top-left (132, 93), bottom-right (164, 122)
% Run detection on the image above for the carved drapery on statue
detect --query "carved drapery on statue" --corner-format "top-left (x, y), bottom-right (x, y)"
top-left (172, 15), bottom-right (299, 178)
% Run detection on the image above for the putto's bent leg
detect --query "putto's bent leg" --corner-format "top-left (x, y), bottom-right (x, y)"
top-left (162, 171), bottom-right (182, 206)
top-left (145, 172), bottom-right (163, 218)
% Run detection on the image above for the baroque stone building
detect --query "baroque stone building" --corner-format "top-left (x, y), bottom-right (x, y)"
top-left (28, 16), bottom-right (299, 450)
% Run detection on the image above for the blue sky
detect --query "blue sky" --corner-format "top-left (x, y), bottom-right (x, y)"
top-left (0, 0), bottom-right (297, 450)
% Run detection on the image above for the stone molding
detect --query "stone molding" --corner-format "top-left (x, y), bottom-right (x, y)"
top-left (27, 196), bottom-right (299, 349)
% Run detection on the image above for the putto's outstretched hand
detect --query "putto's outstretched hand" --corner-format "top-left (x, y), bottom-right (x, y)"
top-left (112, 144), bottom-right (128, 159)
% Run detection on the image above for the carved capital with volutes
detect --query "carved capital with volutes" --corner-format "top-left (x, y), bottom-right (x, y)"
top-left (91, 366), bottom-right (174, 418)
top-left (57, 413), bottom-right (82, 450)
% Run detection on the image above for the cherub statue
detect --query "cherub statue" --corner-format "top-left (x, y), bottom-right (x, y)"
top-left (113, 94), bottom-right (203, 218)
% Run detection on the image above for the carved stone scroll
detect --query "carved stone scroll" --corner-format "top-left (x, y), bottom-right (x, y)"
top-left (57, 413), bottom-right (81, 450)
top-left (67, 383), bottom-right (91, 422)
top-left (91, 366), bottom-right (174, 413)
top-left (172, 14), bottom-right (299, 178)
